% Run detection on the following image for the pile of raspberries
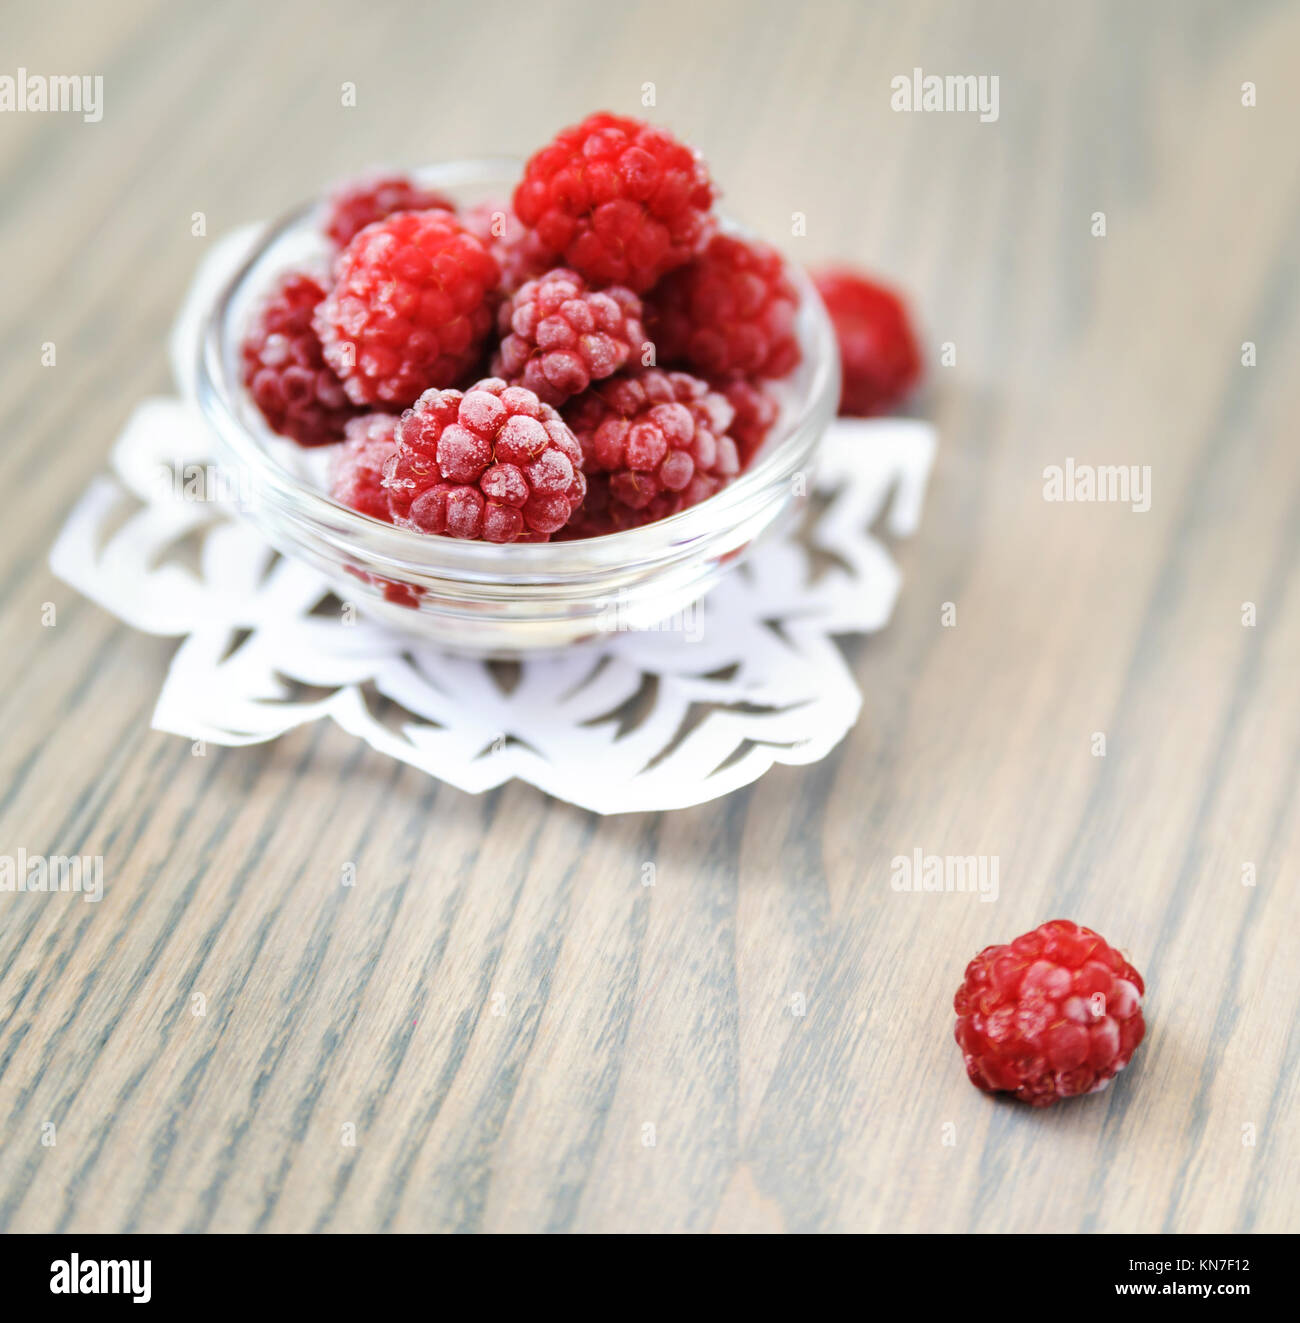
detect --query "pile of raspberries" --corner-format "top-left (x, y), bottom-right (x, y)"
top-left (241, 111), bottom-right (921, 543)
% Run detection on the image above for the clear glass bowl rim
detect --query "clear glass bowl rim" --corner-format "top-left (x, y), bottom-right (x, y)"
top-left (193, 157), bottom-right (841, 587)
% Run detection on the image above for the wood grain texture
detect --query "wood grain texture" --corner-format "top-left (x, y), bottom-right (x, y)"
top-left (1, 0), bottom-right (1298, 1233)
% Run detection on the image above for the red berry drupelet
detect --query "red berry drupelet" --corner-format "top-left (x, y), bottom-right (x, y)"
top-left (812, 268), bottom-right (921, 417)
top-left (954, 919), bottom-right (1146, 1107)
top-left (315, 210), bottom-right (500, 408)
top-left (241, 273), bottom-right (358, 446)
top-left (324, 174), bottom-right (457, 248)
top-left (649, 233), bottom-right (801, 380)
top-left (330, 414), bottom-right (399, 522)
top-left (563, 369), bottom-right (741, 530)
top-left (382, 378), bottom-right (586, 543)
top-left (492, 268), bottom-right (646, 406)
top-left (513, 112), bottom-right (714, 294)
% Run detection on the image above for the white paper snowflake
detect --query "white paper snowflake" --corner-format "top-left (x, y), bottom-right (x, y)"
top-left (49, 235), bottom-right (936, 814)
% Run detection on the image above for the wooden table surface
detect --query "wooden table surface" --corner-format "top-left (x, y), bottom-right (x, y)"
top-left (2, 0), bottom-right (1298, 1234)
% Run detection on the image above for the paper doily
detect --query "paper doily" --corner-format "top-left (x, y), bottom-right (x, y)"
top-left (49, 240), bottom-right (936, 815)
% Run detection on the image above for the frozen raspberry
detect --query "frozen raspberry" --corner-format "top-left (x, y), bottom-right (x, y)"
top-left (563, 369), bottom-right (740, 527)
top-left (315, 210), bottom-right (499, 407)
top-left (330, 414), bottom-right (398, 521)
top-left (954, 919), bottom-right (1146, 1107)
top-left (649, 234), bottom-right (800, 379)
top-left (492, 268), bottom-right (646, 406)
top-left (711, 376), bottom-right (778, 464)
top-left (324, 174), bottom-right (456, 248)
top-left (514, 112), bottom-right (714, 293)
top-left (241, 272), bottom-right (358, 446)
top-left (812, 268), bottom-right (921, 417)
top-left (382, 378), bottom-right (586, 542)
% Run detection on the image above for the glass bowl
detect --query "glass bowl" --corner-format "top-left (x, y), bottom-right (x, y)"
top-left (192, 160), bottom-right (840, 655)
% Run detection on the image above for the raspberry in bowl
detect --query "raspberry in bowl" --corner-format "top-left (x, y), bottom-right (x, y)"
top-left (191, 154), bottom-right (838, 654)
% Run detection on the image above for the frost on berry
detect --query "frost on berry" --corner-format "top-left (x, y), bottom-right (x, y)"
top-left (241, 272), bottom-right (359, 446)
top-left (812, 267), bottom-right (921, 417)
top-left (513, 112), bottom-right (714, 293)
top-left (314, 211), bottom-right (500, 408)
top-left (492, 268), bottom-right (646, 406)
top-left (324, 174), bottom-right (457, 248)
top-left (649, 234), bottom-right (801, 380)
top-left (330, 414), bottom-right (399, 521)
top-left (382, 378), bottom-right (586, 543)
top-left (953, 919), bottom-right (1146, 1107)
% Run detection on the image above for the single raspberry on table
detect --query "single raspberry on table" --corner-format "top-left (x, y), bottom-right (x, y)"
top-left (812, 268), bottom-right (921, 417)
top-left (711, 376), bottom-right (779, 464)
top-left (954, 919), bottom-right (1146, 1107)
top-left (382, 377), bottom-right (586, 543)
top-left (241, 272), bottom-right (358, 446)
top-left (513, 111), bottom-right (714, 293)
top-left (323, 174), bottom-right (457, 248)
top-left (492, 268), bottom-right (646, 406)
top-left (563, 369), bottom-right (740, 530)
top-left (315, 209), bottom-right (500, 408)
top-left (330, 414), bottom-right (399, 522)
top-left (648, 233), bottom-right (801, 380)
